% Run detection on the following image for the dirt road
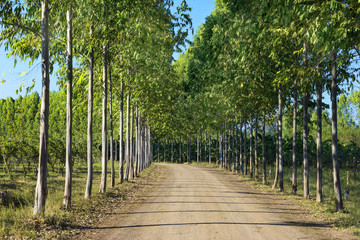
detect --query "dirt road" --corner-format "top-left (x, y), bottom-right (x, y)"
top-left (81, 164), bottom-right (356, 240)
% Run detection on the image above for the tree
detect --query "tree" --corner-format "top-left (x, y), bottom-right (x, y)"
top-left (33, 0), bottom-right (50, 217)
top-left (63, 1), bottom-right (73, 209)
top-left (99, 46), bottom-right (108, 193)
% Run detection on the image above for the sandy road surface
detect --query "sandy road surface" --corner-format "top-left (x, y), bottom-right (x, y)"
top-left (81, 164), bottom-right (356, 240)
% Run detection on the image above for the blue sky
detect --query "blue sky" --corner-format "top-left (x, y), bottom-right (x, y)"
top-left (0, 0), bottom-right (216, 99)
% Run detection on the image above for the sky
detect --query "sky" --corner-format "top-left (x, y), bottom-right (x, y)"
top-left (0, 0), bottom-right (216, 99)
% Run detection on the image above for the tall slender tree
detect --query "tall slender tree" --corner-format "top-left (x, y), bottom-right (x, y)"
top-left (99, 46), bottom-right (108, 193)
top-left (63, 2), bottom-right (73, 209)
top-left (85, 23), bottom-right (94, 199)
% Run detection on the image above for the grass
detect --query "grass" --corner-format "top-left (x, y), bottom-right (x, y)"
top-left (0, 161), bottom-right (160, 239)
top-left (192, 161), bottom-right (360, 238)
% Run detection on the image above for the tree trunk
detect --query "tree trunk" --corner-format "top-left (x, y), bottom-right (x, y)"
top-left (99, 46), bottom-right (108, 193)
top-left (63, 3), bottom-right (73, 209)
top-left (303, 42), bottom-right (310, 199)
top-left (33, 0), bottom-right (49, 217)
top-left (223, 127), bottom-right (229, 169)
top-left (316, 81), bottom-right (323, 202)
top-left (250, 117), bottom-right (254, 177)
top-left (209, 134), bottom-right (211, 165)
top-left (148, 127), bottom-right (152, 166)
top-left (171, 139), bottom-right (174, 163)
top-left (163, 140), bottom-right (166, 162)
top-left (85, 23), bottom-right (94, 198)
top-left (331, 49), bottom-right (343, 211)
top-left (109, 63), bottom-right (115, 188)
top-left (303, 93), bottom-right (309, 198)
top-left (199, 132), bottom-right (202, 162)
top-left (255, 115), bottom-right (258, 179)
top-left (197, 134), bottom-right (199, 163)
top-left (157, 142), bottom-right (160, 162)
top-left (179, 137), bottom-right (182, 163)
top-left (135, 107), bottom-right (139, 176)
top-left (292, 78), bottom-right (298, 195)
top-left (272, 108), bottom-right (279, 190)
top-left (219, 133), bottom-right (223, 168)
top-left (239, 120), bottom-right (243, 174)
top-left (125, 93), bottom-right (130, 181)
top-left (228, 128), bottom-right (231, 170)
top-left (244, 121), bottom-right (247, 175)
top-left (216, 133), bottom-right (219, 166)
top-left (235, 122), bottom-right (239, 172)
top-left (119, 80), bottom-right (124, 183)
top-left (278, 88), bottom-right (284, 192)
top-left (129, 103), bottom-right (134, 179)
top-left (204, 131), bottom-right (207, 162)
top-left (188, 137), bottom-right (191, 163)
top-left (262, 113), bottom-right (266, 184)
top-left (232, 122), bottom-right (235, 171)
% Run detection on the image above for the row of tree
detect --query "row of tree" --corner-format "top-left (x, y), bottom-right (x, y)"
top-left (0, 0), bottom-right (191, 217)
top-left (1, 0), bottom-right (359, 217)
top-left (154, 0), bottom-right (359, 212)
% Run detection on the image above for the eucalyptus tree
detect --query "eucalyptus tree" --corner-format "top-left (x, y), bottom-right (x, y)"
top-left (293, 0), bottom-right (359, 211)
top-left (63, 1), bottom-right (73, 209)
top-left (0, 0), bottom-right (51, 217)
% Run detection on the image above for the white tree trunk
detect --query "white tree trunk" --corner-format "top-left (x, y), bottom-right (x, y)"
top-left (33, 0), bottom-right (50, 217)
top-left (85, 24), bottom-right (94, 199)
top-left (63, 3), bottom-right (73, 208)
top-left (99, 46), bottom-right (108, 193)
top-left (119, 80), bottom-right (124, 183)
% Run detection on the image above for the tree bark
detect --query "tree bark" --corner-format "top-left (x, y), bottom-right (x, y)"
top-left (197, 134), bottom-right (199, 163)
top-left (188, 137), bottom-right (191, 163)
top-left (109, 63), bottom-right (114, 188)
top-left (331, 49), bottom-right (343, 211)
top-left (179, 137), bottom-right (182, 163)
top-left (316, 81), bottom-right (323, 202)
top-left (239, 120), bottom-right (243, 174)
top-left (225, 128), bottom-right (228, 169)
top-left (255, 115), bottom-right (258, 179)
top-left (209, 134), bottom-right (211, 165)
top-left (278, 88), bottom-right (284, 192)
top-left (125, 93), bottom-right (130, 181)
top-left (219, 133), bottom-right (223, 168)
top-left (85, 23), bottom-right (94, 198)
top-left (199, 132), bottom-right (202, 162)
top-left (99, 46), bottom-right (108, 193)
top-left (244, 121), bottom-right (247, 175)
top-left (303, 42), bottom-right (310, 199)
top-left (33, 0), bottom-right (49, 217)
top-left (235, 122), bottom-right (239, 172)
top-left (262, 113), bottom-right (266, 184)
top-left (292, 79), bottom-right (298, 195)
top-left (216, 133), bottom-right (219, 166)
top-left (272, 106), bottom-right (279, 190)
top-left (303, 92), bottom-right (309, 198)
top-left (164, 140), bottom-right (166, 162)
top-left (119, 80), bottom-right (124, 183)
top-left (129, 102), bottom-right (134, 179)
top-left (64, 3), bottom-right (73, 209)
top-left (135, 107), bottom-right (139, 176)
top-left (171, 139), bottom-right (174, 163)
top-left (204, 131), bottom-right (207, 162)
top-left (157, 142), bottom-right (160, 162)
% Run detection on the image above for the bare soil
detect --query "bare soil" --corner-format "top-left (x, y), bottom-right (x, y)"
top-left (79, 164), bottom-right (357, 240)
